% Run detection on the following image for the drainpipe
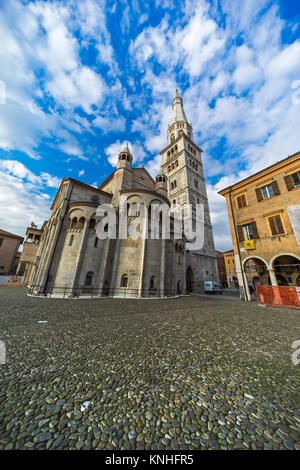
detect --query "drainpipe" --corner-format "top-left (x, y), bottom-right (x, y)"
top-left (228, 188), bottom-right (250, 301)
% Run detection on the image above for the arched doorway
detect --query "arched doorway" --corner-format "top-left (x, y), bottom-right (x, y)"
top-left (243, 257), bottom-right (269, 287)
top-left (186, 267), bottom-right (194, 293)
top-left (272, 254), bottom-right (300, 286)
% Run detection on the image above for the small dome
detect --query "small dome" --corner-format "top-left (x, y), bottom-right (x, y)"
top-left (118, 143), bottom-right (133, 163)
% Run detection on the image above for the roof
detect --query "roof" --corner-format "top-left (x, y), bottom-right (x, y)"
top-left (51, 177), bottom-right (111, 210)
top-left (0, 229), bottom-right (24, 241)
top-left (219, 150), bottom-right (300, 195)
top-left (99, 166), bottom-right (156, 190)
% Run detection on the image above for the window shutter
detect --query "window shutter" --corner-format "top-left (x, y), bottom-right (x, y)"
top-left (237, 196), bottom-right (242, 209)
top-left (242, 194), bottom-right (247, 207)
top-left (255, 188), bottom-right (263, 202)
top-left (268, 216), bottom-right (277, 235)
top-left (284, 175), bottom-right (294, 191)
top-left (251, 221), bottom-right (259, 239)
top-left (275, 215), bottom-right (284, 234)
top-left (237, 225), bottom-right (244, 242)
top-left (271, 180), bottom-right (280, 196)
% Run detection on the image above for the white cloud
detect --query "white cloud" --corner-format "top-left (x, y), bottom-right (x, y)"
top-left (0, 160), bottom-right (60, 236)
top-left (145, 154), bottom-right (162, 178)
top-left (0, 170), bottom-right (51, 237)
top-left (78, 169), bottom-right (85, 177)
top-left (0, 0), bottom-right (120, 161)
top-left (46, 66), bottom-right (106, 113)
top-left (130, 5), bottom-right (225, 76)
top-left (59, 142), bottom-right (86, 160)
top-left (0, 160), bottom-right (61, 188)
top-left (93, 115), bottom-right (126, 133)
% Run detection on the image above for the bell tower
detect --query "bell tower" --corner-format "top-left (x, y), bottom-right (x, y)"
top-left (160, 90), bottom-right (218, 292)
top-left (112, 144), bottom-right (133, 202)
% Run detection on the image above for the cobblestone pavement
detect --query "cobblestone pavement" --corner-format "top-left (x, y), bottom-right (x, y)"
top-left (0, 286), bottom-right (299, 450)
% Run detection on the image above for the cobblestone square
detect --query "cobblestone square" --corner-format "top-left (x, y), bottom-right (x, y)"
top-left (0, 286), bottom-right (299, 450)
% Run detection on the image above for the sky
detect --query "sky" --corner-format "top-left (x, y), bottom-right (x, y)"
top-left (0, 0), bottom-right (299, 251)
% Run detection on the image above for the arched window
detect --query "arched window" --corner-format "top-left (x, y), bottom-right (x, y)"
top-left (121, 274), bottom-right (128, 288)
top-left (78, 217), bottom-right (85, 229)
top-left (85, 271), bottom-right (93, 286)
top-left (71, 217), bottom-right (77, 229)
top-left (150, 276), bottom-right (155, 289)
top-left (69, 234), bottom-right (74, 246)
top-left (89, 218), bottom-right (96, 230)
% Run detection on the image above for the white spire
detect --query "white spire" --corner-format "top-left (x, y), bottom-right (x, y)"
top-left (168, 90), bottom-right (193, 144)
top-left (171, 89), bottom-right (187, 124)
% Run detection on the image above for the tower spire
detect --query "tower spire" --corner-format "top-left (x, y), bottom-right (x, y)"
top-left (171, 89), bottom-right (187, 124)
top-left (168, 90), bottom-right (193, 144)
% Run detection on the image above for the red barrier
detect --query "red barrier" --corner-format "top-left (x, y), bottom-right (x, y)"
top-left (256, 286), bottom-right (300, 309)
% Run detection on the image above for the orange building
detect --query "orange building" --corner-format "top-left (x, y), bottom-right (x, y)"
top-left (223, 249), bottom-right (238, 288)
top-left (0, 229), bottom-right (24, 284)
top-left (219, 151), bottom-right (300, 300)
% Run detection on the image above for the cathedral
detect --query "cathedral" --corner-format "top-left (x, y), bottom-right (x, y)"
top-left (26, 91), bottom-right (218, 297)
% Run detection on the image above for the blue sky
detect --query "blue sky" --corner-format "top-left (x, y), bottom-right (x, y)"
top-left (0, 0), bottom-right (299, 250)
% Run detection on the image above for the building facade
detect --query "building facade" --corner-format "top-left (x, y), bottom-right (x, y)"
top-left (219, 151), bottom-right (300, 300)
top-left (0, 229), bottom-right (24, 285)
top-left (26, 91), bottom-right (218, 297)
top-left (215, 250), bottom-right (227, 287)
top-left (223, 249), bottom-right (238, 288)
top-left (16, 224), bottom-right (43, 284)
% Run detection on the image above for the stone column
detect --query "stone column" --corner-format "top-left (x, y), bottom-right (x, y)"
top-left (138, 217), bottom-right (147, 298)
top-left (182, 246), bottom-right (186, 294)
top-left (15, 261), bottom-right (22, 277)
top-left (268, 269), bottom-right (278, 286)
top-left (110, 237), bottom-right (121, 297)
top-left (160, 239), bottom-right (166, 297)
top-left (71, 221), bottom-right (89, 294)
top-left (39, 220), bottom-right (62, 292)
top-left (235, 254), bottom-right (250, 301)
